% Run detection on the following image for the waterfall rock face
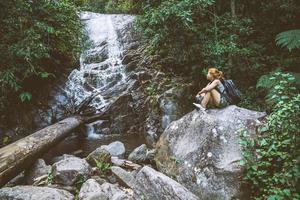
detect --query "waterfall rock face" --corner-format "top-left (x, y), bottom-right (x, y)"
top-left (155, 106), bottom-right (266, 199)
top-left (46, 12), bottom-right (140, 138)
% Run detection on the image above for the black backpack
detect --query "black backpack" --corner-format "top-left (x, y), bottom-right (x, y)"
top-left (221, 79), bottom-right (241, 104)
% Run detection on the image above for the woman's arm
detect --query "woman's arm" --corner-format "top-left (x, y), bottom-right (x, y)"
top-left (198, 80), bottom-right (220, 94)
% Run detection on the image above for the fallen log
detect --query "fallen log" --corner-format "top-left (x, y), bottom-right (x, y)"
top-left (0, 116), bottom-right (84, 187)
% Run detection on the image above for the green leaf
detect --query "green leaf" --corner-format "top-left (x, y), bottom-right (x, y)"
top-left (20, 92), bottom-right (32, 102)
top-left (39, 72), bottom-right (49, 78)
top-left (276, 29), bottom-right (300, 51)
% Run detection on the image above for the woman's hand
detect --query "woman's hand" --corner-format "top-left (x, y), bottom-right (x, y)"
top-left (197, 88), bottom-right (207, 95)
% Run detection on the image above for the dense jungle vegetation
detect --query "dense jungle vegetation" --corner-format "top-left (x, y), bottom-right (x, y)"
top-left (0, 0), bottom-right (299, 199)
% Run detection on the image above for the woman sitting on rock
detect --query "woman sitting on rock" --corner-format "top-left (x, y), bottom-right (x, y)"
top-left (193, 67), bottom-right (230, 111)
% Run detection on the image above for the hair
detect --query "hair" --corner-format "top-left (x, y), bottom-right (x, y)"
top-left (208, 67), bottom-right (225, 80)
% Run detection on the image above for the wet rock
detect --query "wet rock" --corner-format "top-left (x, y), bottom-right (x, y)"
top-left (0, 186), bottom-right (74, 200)
top-left (83, 45), bottom-right (108, 64)
top-left (133, 166), bottom-right (199, 200)
top-left (25, 159), bottom-right (51, 185)
top-left (125, 60), bottom-right (139, 72)
top-left (105, 94), bottom-right (138, 135)
top-left (155, 105), bottom-right (266, 199)
top-left (159, 84), bottom-right (193, 129)
top-left (52, 157), bottom-right (92, 186)
top-left (126, 41), bottom-right (140, 50)
top-left (86, 148), bottom-right (111, 167)
top-left (122, 53), bottom-right (140, 65)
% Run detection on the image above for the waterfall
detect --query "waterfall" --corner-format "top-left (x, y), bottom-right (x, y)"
top-left (56, 12), bottom-right (135, 138)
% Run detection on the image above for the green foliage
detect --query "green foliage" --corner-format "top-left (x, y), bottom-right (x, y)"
top-left (75, 174), bottom-right (87, 189)
top-left (80, 0), bottom-right (153, 14)
top-left (170, 156), bottom-right (180, 164)
top-left (47, 168), bottom-right (54, 185)
top-left (276, 29), bottom-right (300, 51)
top-left (137, 0), bottom-right (300, 87)
top-left (19, 92), bottom-right (32, 102)
top-left (240, 72), bottom-right (300, 199)
top-left (0, 0), bottom-right (83, 113)
top-left (145, 82), bottom-right (157, 96)
top-left (1, 136), bottom-right (10, 146)
top-left (94, 158), bottom-right (112, 174)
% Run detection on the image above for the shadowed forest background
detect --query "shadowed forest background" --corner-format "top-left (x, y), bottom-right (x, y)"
top-left (0, 0), bottom-right (299, 199)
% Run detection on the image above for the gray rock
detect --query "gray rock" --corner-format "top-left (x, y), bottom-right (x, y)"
top-left (4, 172), bottom-right (25, 187)
top-left (51, 154), bottom-right (76, 164)
top-left (52, 157), bottom-right (92, 186)
top-left (125, 60), bottom-right (139, 72)
top-left (121, 53), bottom-right (140, 65)
top-left (145, 149), bottom-right (156, 161)
top-left (155, 105), bottom-right (266, 199)
top-left (136, 71), bottom-right (152, 81)
top-left (134, 166), bottom-right (199, 200)
top-left (100, 141), bottom-right (125, 158)
top-left (90, 176), bottom-right (107, 185)
top-left (86, 148), bottom-right (111, 167)
top-left (111, 166), bottom-right (135, 188)
top-left (83, 45), bottom-right (108, 64)
top-left (25, 159), bottom-right (51, 185)
top-left (0, 186), bottom-right (74, 200)
top-left (128, 144), bottom-right (147, 163)
top-left (158, 85), bottom-right (193, 129)
top-left (78, 179), bottom-right (102, 200)
top-left (79, 179), bottom-right (133, 200)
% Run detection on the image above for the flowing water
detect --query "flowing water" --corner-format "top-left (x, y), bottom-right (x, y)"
top-left (45, 12), bottom-right (144, 158)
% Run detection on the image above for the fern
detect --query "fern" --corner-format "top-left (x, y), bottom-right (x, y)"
top-left (276, 29), bottom-right (300, 51)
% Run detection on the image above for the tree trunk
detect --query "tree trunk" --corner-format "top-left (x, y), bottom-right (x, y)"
top-left (0, 116), bottom-right (84, 187)
top-left (228, 0), bottom-right (236, 68)
top-left (231, 0), bottom-right (236, 17)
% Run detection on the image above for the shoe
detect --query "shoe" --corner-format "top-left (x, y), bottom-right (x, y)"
top-left (193, 103), bottom-right (207, 112)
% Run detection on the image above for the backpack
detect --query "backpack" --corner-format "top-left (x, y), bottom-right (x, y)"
top-left (221, 79), bottom-right (241, 104)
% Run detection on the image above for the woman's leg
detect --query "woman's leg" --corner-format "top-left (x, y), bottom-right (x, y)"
top-left (210, 89), bottom-right (221, 106)
top-left (201, 92), bottom-right (211, 108)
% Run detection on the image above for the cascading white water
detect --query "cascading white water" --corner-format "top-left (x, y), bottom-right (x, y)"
top-left (61, 12), bottom-right (135, 138)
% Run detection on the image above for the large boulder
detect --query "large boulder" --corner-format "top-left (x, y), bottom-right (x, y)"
top-left (52, 157), bottom-right (92, 186)
top-left (133, 166), bottom-right (199, 200)
top-left (0, 186), bottom-right (74, 200)
top-left (155, 105), bottom-right (266, 199)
